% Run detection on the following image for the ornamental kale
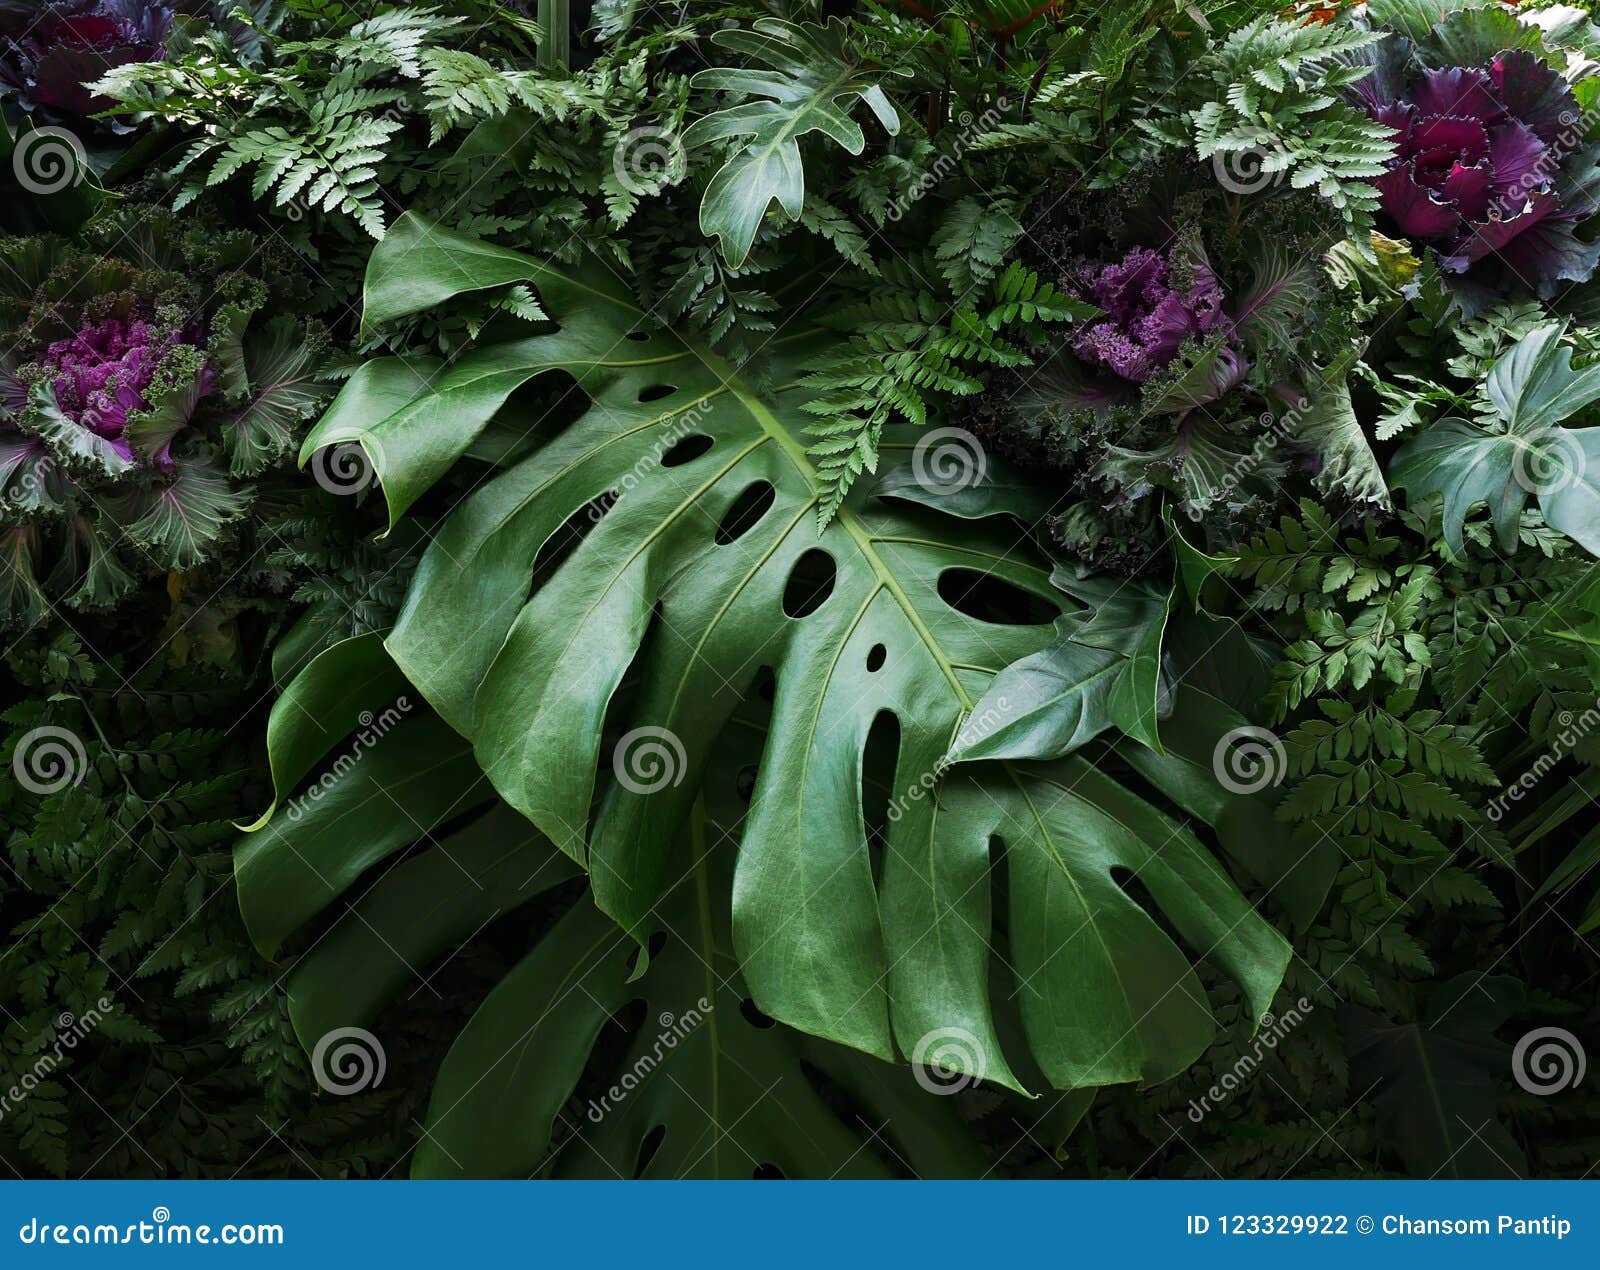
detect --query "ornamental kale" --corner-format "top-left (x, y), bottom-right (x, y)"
top-left (958, 175), bottom-right (1357, 565)
top-left (44, 315), bottom-right (214, 466)
top-left (0, 0), bottom-right (203, 127)
top-left (0, 207), bottom-right (328, 629)
top-left (1067, 246), bottom-right (1240, 390)
top-left (1354, 19), bottom-right (1600, 304)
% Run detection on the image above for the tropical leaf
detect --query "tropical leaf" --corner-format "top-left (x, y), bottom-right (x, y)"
top-left (1121, 679), bottom-right (1339, 931)
top-left (1342, 973), bottom-right (1528, 1179)
top-left (238, 653), bottom-right (990, 1178)
top-left (683, 19), bottom-right (903, 266)
top-left (946, 571), bottom-right (1174, 762)
top-left (1392, 323), bottom-right (1600, 554)
top-left (286, 212), bottom-right (1290, 1098)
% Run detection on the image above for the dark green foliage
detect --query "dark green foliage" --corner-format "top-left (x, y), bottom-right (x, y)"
top-left (8, 0), bottom-right (1598, 1186)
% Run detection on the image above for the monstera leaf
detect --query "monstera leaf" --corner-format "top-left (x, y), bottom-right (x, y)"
top-left (1392, 322), bottom-right (1600, 556)
top-left (237, 646), bottom-right (987, 1179)
top-left (284, 212), bottom-right (1289, 1097)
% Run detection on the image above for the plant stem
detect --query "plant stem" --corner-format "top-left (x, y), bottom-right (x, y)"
top-left (538, 0), bottom-right (571, 70)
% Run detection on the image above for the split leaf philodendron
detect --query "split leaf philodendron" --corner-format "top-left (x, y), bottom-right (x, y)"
top-left (236, 213), bottom-right (1290, 1135)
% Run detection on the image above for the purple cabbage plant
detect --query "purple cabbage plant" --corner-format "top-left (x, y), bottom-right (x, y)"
top-left (43, 314), bottom-right (214, 466)
top-left (0, 1), bottom-right (203, 127)
top-left (1067, 246), bottom-right (1242, 389)
top-left (0, 212), bottom-right (328, 629)
top-left (1355, 48), bottom-right (1600, 299)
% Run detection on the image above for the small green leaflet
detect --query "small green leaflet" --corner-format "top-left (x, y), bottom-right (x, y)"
top-left (946, 569), bottom-right (1175, 762)
top-left (683, 19), bottom-right (903, 267)
top-left (1392, 322), bottom-right (1600, 555)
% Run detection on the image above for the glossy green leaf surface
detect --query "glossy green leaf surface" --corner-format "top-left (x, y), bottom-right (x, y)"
top-left (1393, 323), bottom-right (1600, 555)
top-left (279, 213), bottom-right (1290, 1097)
top-left (246, 682), bottom-right (986, 1178)
top-left (682, 19), bottom-right (902, 266)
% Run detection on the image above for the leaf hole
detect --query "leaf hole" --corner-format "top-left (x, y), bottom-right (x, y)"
top-left (714, 481), bottom-right (775, 546)
top-left (781, 548), bottom-right (837, 618)
top-left (625, 330), bottom-right (650, 342)
top-left (861, 711), bottom-right (900, 889)
top-left (739, 997), bottom-right (776, 1029)
top-left (736, 764), bottom-right (759, 805)
top-left (865, 643), bottom-right (887, 673)
top-left (751, 1163), bottom-right (785, 1179)
top-left (937, 568), bottom-right (1057, 626)
top-left (660, 434), bottom-right (713, 467)
top-left (1110, 866), bottom-right (1160, 916)
top-left (754, 666), bottom-right (776, 703)
top-left (529, 495), bottom-right (615, 597)
top-left (637, 383), bottom-right (677, 403)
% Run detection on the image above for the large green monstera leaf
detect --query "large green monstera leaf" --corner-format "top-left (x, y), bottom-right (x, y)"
top-left (237, 643), bottom-right (988, 1178)
top-left (272, 212), bottom-right (1288, 1098)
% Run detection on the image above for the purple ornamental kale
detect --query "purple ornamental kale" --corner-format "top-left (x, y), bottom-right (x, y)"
top-left (44, 315), bottom-right (213, 465)
top-left (1356, 51), bottom-right (1600, 295)
top-left (1067, 247), bottom-right (1237, 385)
top-left (0, 0), bottom-right (198, 123)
